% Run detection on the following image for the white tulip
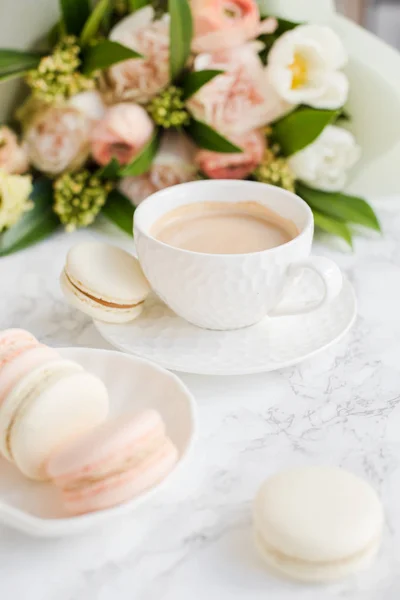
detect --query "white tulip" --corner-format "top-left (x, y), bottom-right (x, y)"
top-left (288, 126), bottom-right (361, 192)
top-left (267, 24), bottom-right (349, 109)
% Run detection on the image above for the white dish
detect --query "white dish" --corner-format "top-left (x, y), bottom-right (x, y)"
top-left (0, 348), bottom-right (197, 537)
top-left (96, 274), bottom-right (357, 376)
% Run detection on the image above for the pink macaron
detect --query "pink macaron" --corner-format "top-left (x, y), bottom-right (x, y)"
top-left (47, 410), bottom-right (179, 515)
top-left (0, 329), bottom-right (59, 405)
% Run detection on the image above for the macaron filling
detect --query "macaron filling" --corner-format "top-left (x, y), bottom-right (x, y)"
top-left (4, 362), bottom-right (81, 460)
top-left (255, 529), bottom-right (381, 572)
top-left (64, 270), bottom-right (144, 310)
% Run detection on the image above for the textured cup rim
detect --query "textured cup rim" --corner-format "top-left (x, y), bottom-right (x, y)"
top-left (133, 180), bottom-right (314, 259)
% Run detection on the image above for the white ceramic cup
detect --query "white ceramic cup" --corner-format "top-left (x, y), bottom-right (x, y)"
top-left (134, 180), bottom-right (343, 330)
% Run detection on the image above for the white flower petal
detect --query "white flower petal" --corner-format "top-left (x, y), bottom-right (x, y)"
top-left (69, 91), bottom-right (106, 121)
top-left (289, 125), bottom-right (360, 192)
top-left (267, 24), bottom-right (348, 108)
top-left (293, 25), bottom-right (348, 70)
top-left (109, 6), bottom-right (155, 42)
top-left (306, 71), bottom-right (349, 110)
top-left (153, 131), bottom-right (196, 167)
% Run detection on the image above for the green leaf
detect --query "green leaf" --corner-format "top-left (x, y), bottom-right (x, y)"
top-left (97, 158), bottom-right (121, 180)
top-left (272, 107), bottom-right (339, 156)
top-left (82, 40), bottom-right (142, 74)
top-left (297, 184), bottom-right (381, 232)
top-left (313, 211), bottom-right (353, 248)
top-left (336, 109), bottom-right (351, 123)
top-left (259, 15), bottom-right (300, 32)
top-left (60, 0), bottom-right (90, 36)
top-left (169, 0), bottom-right (193, 81)
top-left (47, 20), bottom-right (66, 46)
top-left (186, 119), bottom-right (242, 154)
top-left (80, 0), bottom-right (110, 46)
top-left (120, 133), bottom-right (160, 177)
top-left (258, 17), bottom-right (300, 64)
top-left (182, 70), bottom-right (224, 100)
top-left (0, 179), bottom-right (59, 257)
top-left (102, 189), bottom-right (135, 235)
top-left (0, 49), bottom-right (42, 82)
top-left (129, 0), bottom-right (149, 10)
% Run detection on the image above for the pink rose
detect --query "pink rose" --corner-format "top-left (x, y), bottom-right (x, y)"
top-left (191, 0), bottom-right (277, 54)
top-left (107, 6), bottom-right (170, 104)
top-left (119, 132), bottom-right (197, 205)
top-left (187, 44), bottom-right (292, 137)
top-left (0, 126), bottom-right (29, 174)
top-left (91, 103), bottom-right (154, 167)
top-left (25, 106), bottom-right (92, 175)
top-left (196, 129), bottom-right (265, 179)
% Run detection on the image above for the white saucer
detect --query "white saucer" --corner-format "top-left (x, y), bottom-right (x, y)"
top-left (95, 275), bottom-right (357, 376)
top-left (0, 348), bottom-right (197, 537)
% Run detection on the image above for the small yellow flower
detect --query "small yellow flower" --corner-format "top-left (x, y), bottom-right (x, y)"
top-left (147, 86), bottom-right (190, 129)
top-left (0, 170), bottom-right (33, 232)
top-left (53, 170), bottom-right (112, 232)
top-left (254, 147), bottom-right (296, 193)
top-left (26, 36), bottom-right (95, 104)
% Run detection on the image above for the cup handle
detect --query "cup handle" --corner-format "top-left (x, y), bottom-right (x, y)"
top-left (270, 256), bottom-right (343, 317)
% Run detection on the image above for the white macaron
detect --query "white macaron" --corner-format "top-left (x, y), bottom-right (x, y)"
top-left (61, 242), bottom-right (151, 323)
top-left (253, 466), bottom-right (384, 583)
top-left (0, 359), bottom-right (109, 480)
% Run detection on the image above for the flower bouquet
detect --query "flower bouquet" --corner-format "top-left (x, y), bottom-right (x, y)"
top-left (0, 0), bottom-right (383, 256)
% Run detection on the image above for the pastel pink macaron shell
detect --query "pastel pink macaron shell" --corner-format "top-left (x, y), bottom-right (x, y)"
top-left (0, 329), bottom-right (39, 367)
top-left (62, 438), bottom-right (178, 515)
top-left (0, 345), bottom-right (60, 405)
top-left (47, 410), bottom-right (179, 515)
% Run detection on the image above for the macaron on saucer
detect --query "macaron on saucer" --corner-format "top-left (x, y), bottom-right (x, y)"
top-left (0, 347), bottom-right (196, 537)
top-left (61, 242), bottom-right (151, 324)
top-left (253, 466), bottom-right (384, 583)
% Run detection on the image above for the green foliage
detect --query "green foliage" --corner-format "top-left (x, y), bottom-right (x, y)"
top-left (297, 184), bottom-right (381, 232)
top-left (272, 107), bottom-right (339, 156)
top-left (169, 0), bottom-right (193, 81)
top-left (120, 134), bottom-right (160, 177)
top-left (82, 40), bottom-right (142, 74)
top-left (80, 0), bottom-right (111, 46)
top-left (186, 119), bottom-right (242, 154)
top-left (313, 211), bottom-right (353, 248)
top-left (0, 50), bottom-right (42, 82)
top-left (102, 189), bottom-right (135, 235)
top-left (0, 179), bottom-right (59, 257)
top-left (60, 0), bottom-right (90, 36)
top-left (182, 70), bottom-right (224, 100)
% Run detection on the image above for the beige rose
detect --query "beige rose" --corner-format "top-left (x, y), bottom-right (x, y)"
top-left (25, 105), bottom-right (92, 176)
top-left (91, 103), bottom-right (154, 167)
top-left (0, 126), bottom-right (29, 175)
top-left (187, 43), bottom-right (292, 138)
top-left (119, 132), bottom-right (197, 206)
top-left (107, 6), bottom-right (171, 104)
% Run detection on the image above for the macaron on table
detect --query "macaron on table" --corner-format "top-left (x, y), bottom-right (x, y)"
top-left (0, 232), bottom-right (388, 591)
top-left (1, 223), bottom-right (400, 598)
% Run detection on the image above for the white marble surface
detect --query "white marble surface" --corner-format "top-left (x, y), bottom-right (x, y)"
top-left (1, 198), bottom-right (400, 598)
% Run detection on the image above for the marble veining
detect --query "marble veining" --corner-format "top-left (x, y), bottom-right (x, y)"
top-left (1, 198), bottom-right (400, 598)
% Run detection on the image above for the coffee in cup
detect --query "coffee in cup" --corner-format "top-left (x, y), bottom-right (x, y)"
top-left (151, 201), bottom-right (299, 255)
top-left (134, 180), bottom-right (343, 330)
